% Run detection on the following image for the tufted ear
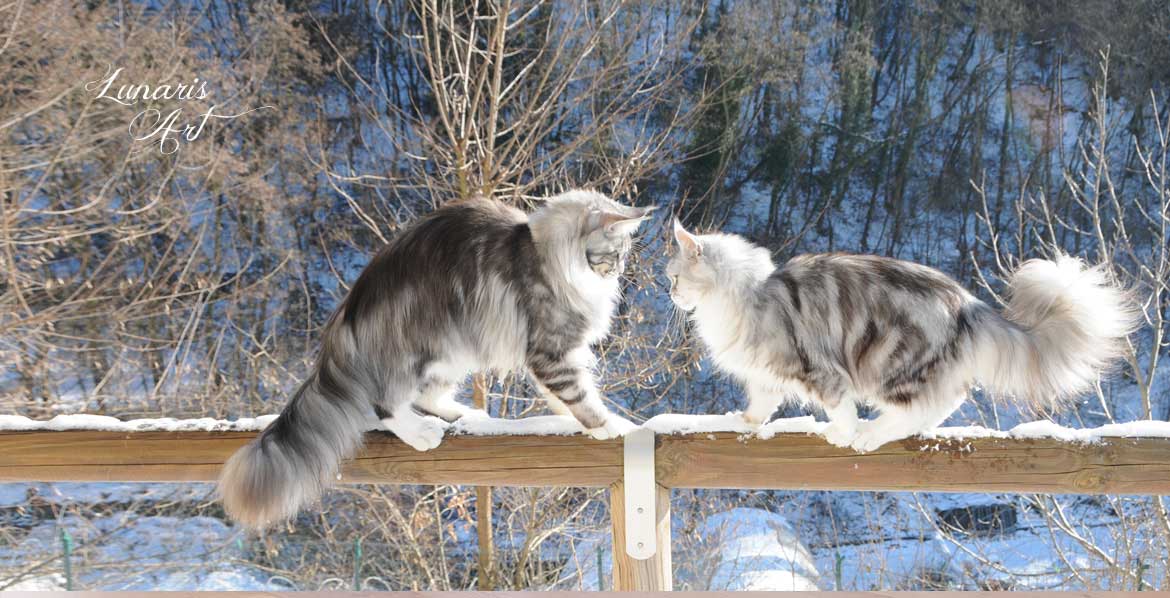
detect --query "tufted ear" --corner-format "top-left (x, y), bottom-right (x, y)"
top-left (594, 205), bottom-right (655, 236)
top-left (672, 218), bottom-right (703, 258)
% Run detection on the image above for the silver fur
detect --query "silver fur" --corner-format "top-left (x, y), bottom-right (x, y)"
top-left (219, 190), bottom-right (651, 529)
top-left (668, 220), bottom-right (1138, 452)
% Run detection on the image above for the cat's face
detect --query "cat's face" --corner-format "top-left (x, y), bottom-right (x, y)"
top-left (666, 220), bottom-right (716, 311)
top-left (583, 204), bottom-right (654, 278)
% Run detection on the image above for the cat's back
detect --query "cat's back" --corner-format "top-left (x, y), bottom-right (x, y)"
top-left (406, 197), bottom-right (527, 242)
top-left (763, 252), bottom-right (979, 390)
top-left (764, 252), bottom-right (976, 343)
top-left (778, 252), bottom-right (971, 301)
top-left (341, 198), bottom-right (530, 326)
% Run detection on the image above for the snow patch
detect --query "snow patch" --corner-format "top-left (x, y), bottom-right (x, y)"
top-left (0, 482), bottom-right (212, 508)
top-left (643, 412), bottom-right (759, 435)
top-left (923, 419), bottom-right (1170, 443)
top-left (449, 414), bottom-right (585, 436)
top-left (642, 413), bottom-right (826, 437)
top-left (0, 513), bottom-right (287, 591)
top-left (3, 574), bottom-right (66, 591)
top-left (758, 416), bottom-right (828, 439)
top-left (701, 508), bottom-right (821, 591)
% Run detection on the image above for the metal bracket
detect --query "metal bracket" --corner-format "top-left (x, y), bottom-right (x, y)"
top-left (622, 427), bottom-right (656, 559)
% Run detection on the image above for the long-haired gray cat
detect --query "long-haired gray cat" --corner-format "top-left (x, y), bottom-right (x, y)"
top-left (219, 190), bottom-right (652, 528)
top-left (667, 220), bottom-right (1136, 453)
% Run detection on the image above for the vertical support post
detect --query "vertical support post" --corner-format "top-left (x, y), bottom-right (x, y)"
top-left (609, 481), bottom-right (671, 590)
top-left (610, 428), bottom-right (670, 590)
top-left (473, 374), bottom-right (494, 590)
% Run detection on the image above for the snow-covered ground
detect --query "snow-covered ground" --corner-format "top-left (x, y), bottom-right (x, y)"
top-left (799, 491), bottom-right (1164, 591)
top-left (561, 506), bottom-right (820, 590)
top-left (694, 508), bottom-right (821, 591)
top-left (0, 510), bottom-right (287, 591)
top-left (0, 482), bottom-right (212, 510)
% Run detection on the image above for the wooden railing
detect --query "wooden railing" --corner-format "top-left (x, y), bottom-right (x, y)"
top-left (3, 428), bottom-right (1170, 590)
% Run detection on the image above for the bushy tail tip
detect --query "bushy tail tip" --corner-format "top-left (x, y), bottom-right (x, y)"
top-left (217, 380), bottom-right (368, 530)
top-left (978, 253), bottom-right (1139, 409)
top-left (217, 436), bottom-right (316, 530)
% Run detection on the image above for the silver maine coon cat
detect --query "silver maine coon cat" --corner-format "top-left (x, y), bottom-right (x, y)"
top-left (219, 190), bottom-right (652, 528)
top-left (667, 220), bottom-right (1136, 453)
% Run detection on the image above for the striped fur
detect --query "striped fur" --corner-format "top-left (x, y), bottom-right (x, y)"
top-left (668, 221), bottom-right (1137, 452)
top-left (218, 190), bottom-right (651, 529)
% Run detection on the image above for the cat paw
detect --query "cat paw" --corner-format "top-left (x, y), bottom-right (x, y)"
top-left (586, 415), bottom-right (638, 440)
top-left (387, 416), bottom-right (448, 452)
top-left (849, 430), bottom-right (892, 453)
top-left (821, 423), bottom-right (857, 448)
top-left (458, 408), bottom-right (491, 421)
top-left (417, 401), bottom-right (472, 423)
top-left (735, 410), bottom-right (765, 429)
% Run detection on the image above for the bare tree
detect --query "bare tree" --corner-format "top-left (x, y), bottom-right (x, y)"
top-left (954, 54), bottom-right (1170, 591)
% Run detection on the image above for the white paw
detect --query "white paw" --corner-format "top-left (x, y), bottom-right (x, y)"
top-left (735, 410), bottom-right (764, 429)
top-left (419, 401), bottom-right (472, 423)
top-left (458, 408), bottom-right (490, 421)
top-left (386, 416), bottom-right (448, 451)
top-left (822, 423), bottom-right (858, 448)
top-left (849, 429), bottom-right (891, 453)
top-left (587, 415), bottom-right (638, 440)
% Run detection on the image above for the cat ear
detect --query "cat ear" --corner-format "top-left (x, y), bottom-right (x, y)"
top-left (673, 218), bottom-right (703, 258)
top-left (596, 205), bottom-right (655, 236)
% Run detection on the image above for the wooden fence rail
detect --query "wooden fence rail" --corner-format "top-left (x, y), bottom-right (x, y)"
top-left (3, 429), bottom-right (1170, 590)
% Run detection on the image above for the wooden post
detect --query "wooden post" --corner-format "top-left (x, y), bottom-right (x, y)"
top-left (609, 481), bottom-right (671, 590)
top-left (472, 374), bottom-right (494, 590)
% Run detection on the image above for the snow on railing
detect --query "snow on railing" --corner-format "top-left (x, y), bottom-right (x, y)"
top-left (5, 411), bottom-right (1170, 440)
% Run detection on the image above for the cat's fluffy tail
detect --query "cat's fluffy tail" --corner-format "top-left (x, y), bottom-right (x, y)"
top-left (973, 254), bottom-right (1138, 410)
top-left (217, 367), bottom-right (368, 530)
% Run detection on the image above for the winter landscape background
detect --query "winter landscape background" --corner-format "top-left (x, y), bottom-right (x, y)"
top-left (2, 0), bottom-right (1169, 590)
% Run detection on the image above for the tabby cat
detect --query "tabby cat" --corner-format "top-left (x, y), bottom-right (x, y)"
top-left (219, 190), bottom-right (652, 528)
top-left (667, 220), bottom-right (1135, 452)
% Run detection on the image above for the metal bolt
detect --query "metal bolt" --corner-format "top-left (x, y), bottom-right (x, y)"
top-left (637, 507), bottom-right (644, 514)
top-left (637, 542), bottom-right (644, 548)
